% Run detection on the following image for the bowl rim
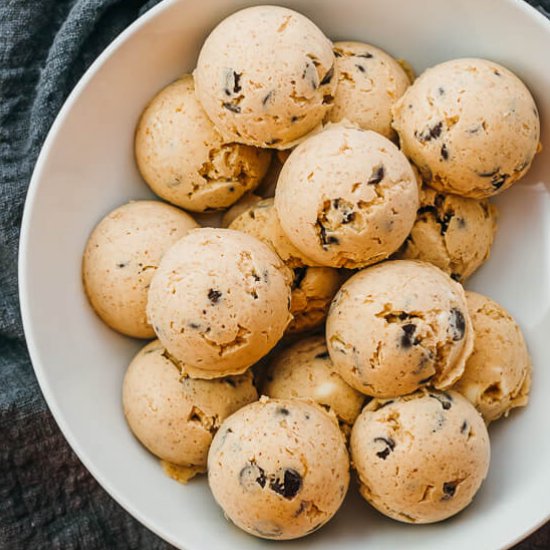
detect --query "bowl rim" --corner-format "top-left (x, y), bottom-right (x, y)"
top-left (18, 0), bottom-right (550, 548)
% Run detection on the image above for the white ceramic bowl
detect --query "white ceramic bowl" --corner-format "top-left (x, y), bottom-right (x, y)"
top-left (19, 0), bottom-right (550, 548)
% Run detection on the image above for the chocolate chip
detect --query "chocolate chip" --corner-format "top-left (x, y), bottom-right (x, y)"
top-left (334, 50), bottom-right (342, 58)
top-left (415, 121), bottom-right (443, 142)
top-left (429, 392), bottom-right (453, 410)
top-left (332, 198), bottom-right (340, 209)
top-left (368, 164), bottom-right (385, 184)
top-left (292, 267), bottom-right (307, 289)
top-left (442, 482), bottom-right (457, 499)
top-left (320, 65), bottom-right (334, 85)
top-left (493, 69), bottom-right (501, 77)
top-left (239, 463), bottom-right (266, 490)
top-left (441, 143), bottom-right (449, 160)
top-left (222, 102), bottom-right (241, 113)
top-left (233, 71), bottom-right (242, 93)
top-left (400, 323), bottom-right (418, 348)
top-left (315, 351), bottom-right (330, 359)
top-left (449, 308), bottom-right (466, 341)
top-left (492, 174), bottom-right (508, 189)
top-left (342, 211), bottom-right (355, 224)
top-left (450, 272), bottom-right (461, 282)
top-left (208, 289), bottom-right (222, 304)
top-left (116, 261), bottom-right (128, 268)
top-left (189, 322), bottom-right (200, 329)
top-left (374, 437), bottom-right (396, 460)
top-left (461, 420), bottom-right (468, 434)
top-left (438, 211), bottom-right (454, 235)
top-left (357, 52), bottom-right (373, 58)
top-left (438, 87), bottom-right (445, 96)
top-left (355, 64), bottom-right (366, 73)
top-left (262, 91), bottom-right (273, 105)
top-left (269, 469), bottom-right (302, 499)
top-left (290, 115), bottom-right (299, 123)
top-left (277, 406), bottom-right (290, 416)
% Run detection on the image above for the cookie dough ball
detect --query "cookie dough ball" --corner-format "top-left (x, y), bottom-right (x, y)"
top-left (263, 336), bottom-right (365, 428)
top-left (392, 58), bottom-right (540, 198)
top-left (221, 192), bottom-right (262, 227)
top-left (123, 340), bottom-right (258, 469)
top-left (194, 6), bottom-right (336, 149)
top-left (287, 266), bottom-right (342, 334)
top-left (275, 126), bottom-right (419, 268)
top-left (351, 390), bottom-right (490, 523)
top-left (147, 228), bottom-right (292, 378)
top-left (229, 199), bottom-right (341, 333)
top-left (453, 292), bottom-right (531, 423)
top-left (83, 200), bottom-right (198, 338)
top-left (135, 75), bottom-right (271, 212)
top-left (326, 42), bottom-right (411, 139)
top-left (208, 398), bottom-right (350, 539)
top-left (396, 187), bottom-right (498, 281)
top-left (326, 260), bottom-right (473, 397)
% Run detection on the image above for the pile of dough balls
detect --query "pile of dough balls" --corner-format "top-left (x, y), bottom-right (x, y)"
top-left (82, 4), bottom-right (539, 542)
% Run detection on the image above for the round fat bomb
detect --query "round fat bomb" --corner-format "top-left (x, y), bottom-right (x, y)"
top-left (326, 260), bottom-right (473, 398)
top-left (263, 336), bottom-right (365, 427)
top-left (453, 291), bottom-right (531, 423)
top-left (326, 41), bottom-right (411, 139)
top-left (123, 340), bottom-right (258, 468)
top-left (147, 228), bottom-right (293, 378)
top-left (275, 126), bottom-right (419, 269)
top-left (392, 58), bottom-right (540, 199)
top-left (194, 6), bottom-right (336, 149)
top-left (395, 186), bottom-right (498, 282)
top-left (135, 75), bottom-right (271, 212)
top-left (229, 199), bottom-right (341, 333)
top-left (83, 200), bottom-right (198, 338)
top-left (221, 192), bottom-right (262, 227)
top-left (208, 397), bottom-right (350, 540)
top-left (350, 390), bottom-right (490, 523)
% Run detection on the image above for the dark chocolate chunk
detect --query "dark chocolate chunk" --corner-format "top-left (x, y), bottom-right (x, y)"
top-left (269, 469), bottom-right (302, 499)
top-left (222, 102), bottom-right (241, 114)
top-left (277, 406), bottom-right (290, 416)
top-left (368, 164), bottom-right (385, 185)
top-left (208, 289), bottom-right (222, 304)
top-left (441, 143), bottom-right (449, 160)
top-left (442, 482), bottom-right (457, 499)
top-left (189, 322), bottom-right (200, 329)
top-left (493, 69), bottom-right (501, 77)
top-left (116, 261), bottom-right (128, 268)
top-left (416, 121), bottom-right (443, 142)
top-left (342, 211), bottom-right (355, 224)
top-left (355, 64), bottom-right (366, 73)
top-left (333, 49), bottom-right (343, 58)
top-left (228, 186), bottom-right (235, 192)
top-left (438, 87), bottom-right (445, 96)
top-left (320, 66), bottom-right (335, 86)
top-left (315, 351), bottom-right (330, 360)
top-left (332, 198), bottom-right (340, 209)
top-left (239, 462), bottom-right (266, 489)
top-left (429, 392), bottom-right (453, 410)
top-left (291, 115), bottom-right (299, 123)
top-left (492, 174), bottom-right (508, 189)
top-left (400, 323), bottom-right (418, 349)
top-left (292, 267), bottom-right (308, 290)
top-left (357, 52), bottom-right (373, 58)
top-left (233, 71), bottom-right (242, 93)
top-left (252, 272), bottom-right (261, 282)
top-left (449, 308), bottom-right (466, 341)
top-left (461, 420), bottom-right (468, 434)
top-left (262, 91), bottom-right (273, 106)
top-left (374, 437), bottom-right (396, 460)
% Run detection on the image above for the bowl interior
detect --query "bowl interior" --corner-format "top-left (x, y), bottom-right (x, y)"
top-left (20, 0), bottom-right (550, 548)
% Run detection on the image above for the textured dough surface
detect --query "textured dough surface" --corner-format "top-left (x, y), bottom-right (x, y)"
top-left (263, 335), bottom-right (365, 427)
top-left (396, 186), bottom-right (497, 281)
top-left (350, 390), bottom-right (490, 523)
top-left (208, 397), bottom-right (350, 540)
top-left (453, 291), bottom-right (531, 423)
top-left (326, 260), bottom-right (473, 397)
top-left (275, 126), bottom-right (419, 268)
top-left (135, 75), bottom-right (271, 211)
top-left (194, 6), bottom-right (336, 148)
top-left (392, 58), bottom-right (540, 198)
top-left (83, 200), bottom-right (198, 338)
top-left (326, 41), bottom-right (411, 139)
top-left (122, 340), bottom-right (257, 467)
top-left (230, 199), bottom-right (341, 333)
top-left (147, 228), bottom-right (293, 378)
